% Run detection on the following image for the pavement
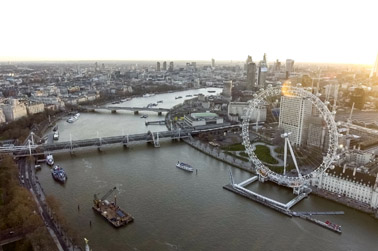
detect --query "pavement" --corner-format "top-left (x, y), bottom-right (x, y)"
top-left (18, 158), bottom-right (81, 251)
top-left (311, 186), bottom-right (374, 214)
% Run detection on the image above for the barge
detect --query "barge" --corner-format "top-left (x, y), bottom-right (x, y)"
top-left (93, 187), bottom-right (134, 228)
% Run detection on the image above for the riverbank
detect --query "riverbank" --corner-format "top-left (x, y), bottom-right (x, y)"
top-left (183, 138), bottom-right (254, 173)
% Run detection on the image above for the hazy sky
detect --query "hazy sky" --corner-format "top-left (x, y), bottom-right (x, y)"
top-left (1, 0), bottom-right (377, 64)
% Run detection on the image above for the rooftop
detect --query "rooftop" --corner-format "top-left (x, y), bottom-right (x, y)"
top-left (191, 112), bottom-right (218, 119)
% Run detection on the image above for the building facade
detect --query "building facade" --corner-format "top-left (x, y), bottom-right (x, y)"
top-left (1, 99), bottom-right (28, 122)
top-left (312, 166), bottom-right (378, 209)
top-left (184, 112), bottom-right (224, 128)
top-left (27, 102), bottom-right (45, 115)
top-left (246, 62), bottom-right (256, 90)
top-left (222, 81), bottom-right (233, 98)
top-left (228, 102), bottom-right (267, 123)
top-left (286, 59), bottom-right (295, 76)
top-left (279, 95), bottom-right (312, 146)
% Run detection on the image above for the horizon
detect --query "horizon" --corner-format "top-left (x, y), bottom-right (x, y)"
top-left (0, 58), bottom-right (374, 66)
top-left (1, 0), bottom-right (377, 65)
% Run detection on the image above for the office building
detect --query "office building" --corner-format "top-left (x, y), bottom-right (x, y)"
top-left (307, 116), bottom-right (326, 148)
top-left (211, 58), bottom-right (215, 68)
top-left (169, 62), bottom-right (174, 72)
top-left (274, 59), bottom-right (281, 72)
top-left (257, 61), bottom-right (267, 88)
top-left (246, 62), bottom-right (256, 90)
top-left (222, 81), bottom-right (233, 98)
top-left (156, 62), bottom-right (160, 71)
top-left (279, 95), bottom-right (312, 146)
top-left (286, 59), bottom-right (295, 77)
top-left (162, 61), bottom-right (167, 71)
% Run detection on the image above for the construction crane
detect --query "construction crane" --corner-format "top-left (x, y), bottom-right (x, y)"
top-left (94, 186), bottom-right (117, 206)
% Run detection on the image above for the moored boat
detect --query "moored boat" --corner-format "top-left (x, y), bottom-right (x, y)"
top-left (51, 165), bottom-right (67, 183)
top-left (46, 154), bottom-right (54, 166)
top-left (176, 161), bottom-right (194, 172)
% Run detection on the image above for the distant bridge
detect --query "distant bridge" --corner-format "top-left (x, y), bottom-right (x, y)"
top-left (83, 105), bottom-right (170, 115)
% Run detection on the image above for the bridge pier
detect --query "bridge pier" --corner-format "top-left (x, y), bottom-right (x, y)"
top-left (258, 174), bottom-right (268, 183)
top-left (158, 112), bottom-right (162, 116)
top-left (111, 110), bottom-right (116, 113)
top-left (134, 111), bottom-right (139, 115)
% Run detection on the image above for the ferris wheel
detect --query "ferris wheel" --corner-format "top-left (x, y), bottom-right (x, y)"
top-left (241, 85), bottom-right (339, 188)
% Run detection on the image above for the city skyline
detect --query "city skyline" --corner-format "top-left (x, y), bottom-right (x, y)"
top-left (1, 0), bottom-right (377, 64)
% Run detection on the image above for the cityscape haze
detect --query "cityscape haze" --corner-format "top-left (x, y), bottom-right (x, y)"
top-left (0, 0), bottom-right (377, 64)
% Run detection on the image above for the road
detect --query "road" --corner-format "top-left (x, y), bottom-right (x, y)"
top-left (18, 158), bottom-right (74, 251)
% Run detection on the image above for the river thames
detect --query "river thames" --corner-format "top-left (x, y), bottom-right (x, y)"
top-left (36, 88), bottom-right (378, 251)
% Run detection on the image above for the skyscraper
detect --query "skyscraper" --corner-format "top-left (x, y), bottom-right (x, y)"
top-left (257, 60), bottom-right (267, 88)
top-left (274, 59), bottom-right (281, 72)
top-left (263, 53), bottom-right (267, 65)
top-left (246, 62), bottom-right (256, 90)
top-left (286, 59), bottom-right (295, 77)
top-left (245, 55), bottom-right (253, 72)
top-left (222, 81), bottom-right (233, 98)
top-left (211, 58), bottom-right (215, 68)
top-left (279, 95), bottom-right (312, 146)
top-left (370, 53), bottom-right (378, 78)
top-left (156, 62), bottom-right (160, 71)
top-left (169, 62), bottom-right (174, 72)
top-left (162, 61), bottom-right (167, 71)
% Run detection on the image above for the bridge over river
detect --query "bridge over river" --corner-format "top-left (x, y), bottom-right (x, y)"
top-left (6, 129), bottom-right (192, 157)
top-left (1, 124), bottom-right (242, 157)
top-left (83, 105), bottom-right (170, 115)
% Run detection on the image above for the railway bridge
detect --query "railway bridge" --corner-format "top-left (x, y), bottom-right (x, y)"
top-left (83, 105), bottom-right (170, 115)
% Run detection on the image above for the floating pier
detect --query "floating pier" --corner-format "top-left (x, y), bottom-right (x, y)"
top-left (224, 184), bottom-right (343, 233)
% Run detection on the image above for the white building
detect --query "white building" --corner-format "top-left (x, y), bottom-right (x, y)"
top-left (228, 102), bottom-right (266, 123)
top-left (313, 166), bottom-right (378, 209)
top-left (1, 99), bottom-right (28, 122)
top-left (279, 95), bottom-right (312, 146)
top-left (184, 112), bottom-right (223, 128)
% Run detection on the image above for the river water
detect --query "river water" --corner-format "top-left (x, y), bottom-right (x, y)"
top-left (36, 88), bottom-right (378, 251)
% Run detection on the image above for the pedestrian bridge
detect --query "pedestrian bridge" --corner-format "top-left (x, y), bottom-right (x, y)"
top-left (1, 124), bottom-right (242, 157)
top-left (5, 129), bottom-right (192, 156)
